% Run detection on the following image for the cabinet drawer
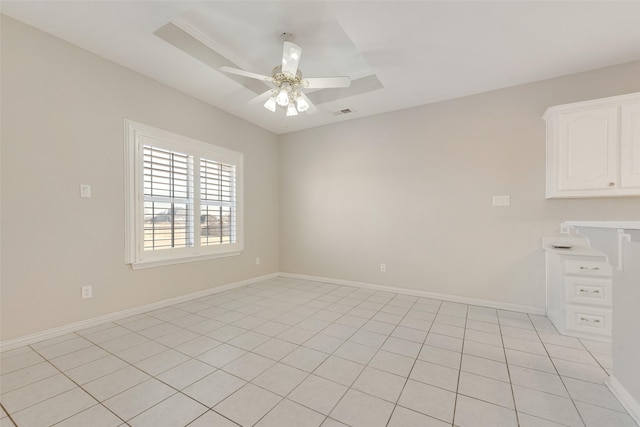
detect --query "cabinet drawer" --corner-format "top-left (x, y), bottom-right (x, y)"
top-left (566, 305), bottom-right (612, 336)
top-left (564, 277), bottom-right (612, 306)
top-left (565, 259), bottom-right (611, 277)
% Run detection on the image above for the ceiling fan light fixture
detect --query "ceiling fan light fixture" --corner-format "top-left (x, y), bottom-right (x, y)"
top-left (286, 102), bottom-right (298, 117)
top-left (295, 94), bottom-right (309, 112)
top-left (263, 95), bottom-right (277, 112)
top-left (276, 85), bottom-right (290, 106)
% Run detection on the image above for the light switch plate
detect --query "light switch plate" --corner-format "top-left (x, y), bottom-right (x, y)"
top-left (493, 195), bottom-right (510, 206)
top-left (80, 184), bottom-right (91, 198)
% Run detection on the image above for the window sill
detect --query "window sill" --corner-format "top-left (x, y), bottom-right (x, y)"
top-left (129, 250), bottom-right (242, 270)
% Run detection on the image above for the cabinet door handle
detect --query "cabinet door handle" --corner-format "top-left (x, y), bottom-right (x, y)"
top-left (609, 182), bottom-right (615, 187)
top-left (580, 317), bottom-right (601, 323)
top-left (579, 266), bottom-right (600, 271)
top-left (579, 289), bottom-right (601, 294)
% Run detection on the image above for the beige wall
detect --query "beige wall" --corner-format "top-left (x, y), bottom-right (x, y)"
top-left (279, 61), bottom-right (640, 311)
top-left (1, 16), bottom-right (280, 340)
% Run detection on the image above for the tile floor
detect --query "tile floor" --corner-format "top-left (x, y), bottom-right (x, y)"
top-left (0, 277), bottom-right (637, 427)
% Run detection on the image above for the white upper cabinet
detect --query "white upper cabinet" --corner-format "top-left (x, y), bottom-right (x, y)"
top-left (544, 92), bottom-right (640, 198)
top-left (621, 101), bottom-right (640, 189)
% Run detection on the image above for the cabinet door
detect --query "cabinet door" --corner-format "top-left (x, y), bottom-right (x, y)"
top-left (621, 101), bottom-right (640, 188)
top-left (557, 106), bottom-right (618, 191)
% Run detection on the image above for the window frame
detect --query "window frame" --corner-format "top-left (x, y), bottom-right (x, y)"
top-left (125, 120), bottom-right (243, 269)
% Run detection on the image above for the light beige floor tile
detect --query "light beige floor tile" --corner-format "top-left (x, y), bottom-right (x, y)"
top-left (459, 371), bottom-right (514, 409)
top-left (517, 412), bottom-right (569, 426)
top-left (503, 335), bottom-right (547, 355)
top-left (174, 335), bottom-right (221, 357)
top-left (387, 405), bottom-right (450, 427)
top-left (277, 327), bottom-right (317, 345)
top-left (65, 355), bottom-right (129, 385)
top-left (509, 365), bottom-right (568, 397)
top-left (12, 387), bottom-right (96, 427)
top-left (418, 344), bottom-right (461, 369)
top-left (410, 359), bottom-right (459, 391)
top-left (99, 333), bottom-right (149, 353)
top-left (252, 337), bottom-right (298, 361)
top-left (128, 392), bottom-right (207, 427)
top-left (182, 370), bottom-right (246, 407)
top-left (463, 340), bottom-right (506, 362)
top-left (454, 394), bottom-right (518, 427)
top-left (252, 362), bottom-right (308, 396)
top-left (398, 379), bottom-right (456, 423)
top-left (35, 336), bottom-right (93, 360)
top-left (430, 323), bottom-right (465, 339)
top-left (461, 353), bottom-right (509, 382)
top-left (282, 346), bottom-right (329, 372)
top-left (255, 399), bottom-right (325, 427)
top-left (333, 341), bottom-right (377, 365)
top-left (0, 362), bottom-right (59, 393)
top-left (563, 376), bottom-right (626, 412)
top-left (188, 410), bottom-right (239, 427)
top-left (348, 330), bottom-right (387, 349)
top-left (574, 401), bottom-right (636, 427)
top-left (381, 337), bottom-right (421, 358)
top-left (313, 355), bottom-right (365, 386)
top-left (221, 352), bottom-right (274, 381)
top-left (134, 349), bottom-right (189, 376)
top-left (546, 344), bottom-right (599, 365)
top-left (196, 343), bottom-right (246, 368)
top-left (155, 359), bottom-right (216, 390)
top-left (102, 378), bottom-right (175, 421)
top-left (513, 385), bottom-right (584, 427)
top-left (352, 367), bottom-right (406, 402)
top-left (0, 373), bottom-right (76, 413)
top-left (289, 375), bottom-right (347, 415)
top-left (552, 358), bottom-right (609, 383)
top-left (330, 389), bottom-right (395, 427)
top-left (424, 333), bottom-right (463, 353)
top-left (506, 348), bottom-right (556, 374)
top-left (214, 383), bottom-right (281, 426)
top-left (54, 404), bottom-right (122, 427)
top-left (227, 331), bottom-right (270, 350)
top-left (0, 351), bottom-right (44, 374)
top-left (83, 365), bottom-right (150, 401)
top-left (303, 333), bottom-right (345, 354)
top-left (321, 323), bottom-right (358, 340)
top-left (116, 341), bottom-right (168, 364)
top-left (368, 350), bottom-right (414, 378)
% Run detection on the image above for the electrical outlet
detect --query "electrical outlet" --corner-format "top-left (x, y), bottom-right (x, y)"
top-left (256, 257), bottom-right (261, 265)
top-left (81, 285), bottom-right (93, 299)
top-left (380, 263), bottom-right (386, 273)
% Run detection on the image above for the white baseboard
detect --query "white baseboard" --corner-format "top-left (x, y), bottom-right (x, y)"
top-left (607, 376), bottom-right (640, 426)
top-left (0, 273), bottom-right (279, 352)
top-left (0, 271), bottom-right (546, 352)
top-left (279, 272), bottom-right (546, 315)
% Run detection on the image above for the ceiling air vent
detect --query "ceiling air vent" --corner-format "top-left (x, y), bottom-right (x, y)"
top-left (333, 108), bottom-right (354, 115)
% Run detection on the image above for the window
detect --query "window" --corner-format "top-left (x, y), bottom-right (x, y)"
top-left (125, 120), bottom-right (243, 268)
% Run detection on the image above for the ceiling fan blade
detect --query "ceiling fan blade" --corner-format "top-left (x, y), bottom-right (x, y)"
top-left (282, 41), bottom-right (302, 77)
top-left (303, 76), bottom-right (351, 89)
top-left (221, 66), bottom-right (273, 83)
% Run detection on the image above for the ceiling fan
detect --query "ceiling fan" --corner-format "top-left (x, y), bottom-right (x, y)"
top-left (221, 33), bottom-right (351, 116)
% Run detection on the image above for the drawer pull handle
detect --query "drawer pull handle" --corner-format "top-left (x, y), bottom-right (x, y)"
top-left (579, 266), bottom-right (600, 271)
top-left (580, 317), bottom-right (601, 323)
top-left (579, 289), bottom-right (601, 294)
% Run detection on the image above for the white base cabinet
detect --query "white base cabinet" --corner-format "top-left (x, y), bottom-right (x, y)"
top-left (544, 238), bottom-right (613, 341)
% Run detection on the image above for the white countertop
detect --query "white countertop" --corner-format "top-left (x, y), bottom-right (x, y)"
top-left (563, 221), bottom-right (640, 230)
top-left (542, 237), bottom-right (607, 256)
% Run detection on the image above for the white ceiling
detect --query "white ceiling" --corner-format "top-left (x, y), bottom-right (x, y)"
top-left (3, 1), bottom-right (640, 135)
